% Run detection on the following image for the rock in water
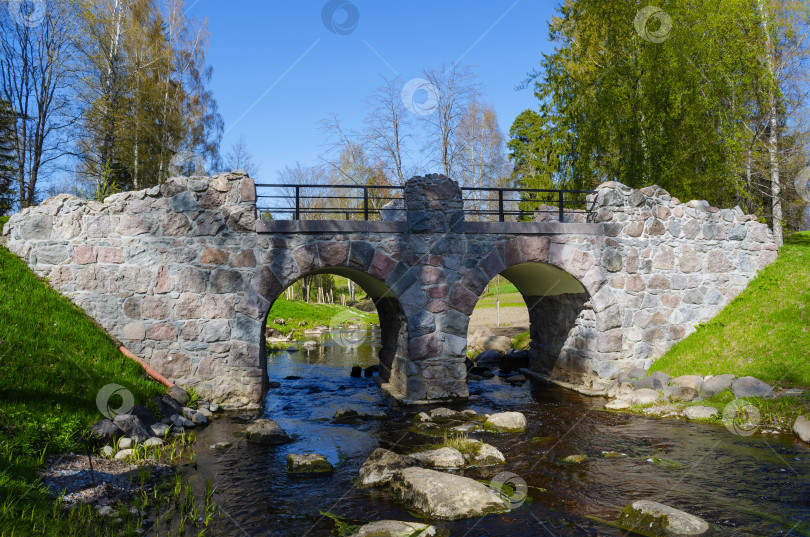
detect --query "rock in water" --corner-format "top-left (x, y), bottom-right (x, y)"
top-left (113, 414), bottom-right (152, 442)
top-left (484, 412), bottom-right (527, 432)
top-left (617, 500), bottom-right (710, 536)
top-left (429, 407), bottom-right (460, 422)
top-left (169, 386), bottom-right (189, 406)
top-left (606, 400), bottom-right (631, 410)
top-left (357, 448), bottom-right (416, 488)
top-left (245, 419), bottom-right (292, 444)
top-left (465, 442), bottom-right (506, 467)
top-left (731, 376), bottom-right (774, 399)
top-left (562, 454), bottom-right (588, 464)
top-left (348, 520), bottom-right (437, 537)
top-left (410, 447), bottom-right (465, 469)
top-left (475, 350), bottom-right (502, 367)
top-left (389, 467), bottom-right (510, 520)
top-left (286, 453), bottom-right (333, 473)
top-left (90, 419), bottom-right (124, 446)
top-left (794, 415), bottom-right (810, 443)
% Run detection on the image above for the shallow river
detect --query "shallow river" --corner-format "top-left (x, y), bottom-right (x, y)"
top-left (189, 330), bottom-right (810, 536)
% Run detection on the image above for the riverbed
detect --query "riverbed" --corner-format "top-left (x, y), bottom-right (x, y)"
top-left (187, 329), bottom-right (810, 536)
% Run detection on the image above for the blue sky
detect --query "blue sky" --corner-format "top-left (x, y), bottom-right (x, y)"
top-left (185, 0), bottom-right (559, 182)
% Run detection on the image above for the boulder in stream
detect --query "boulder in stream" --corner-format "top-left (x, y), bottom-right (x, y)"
top-left (484, 411), bottom-right (527, 433)
top-left (245, 419), bottom-right (292, 444)
top-left (389, 467), bottom-right (510, 519)
top-left (348, 520), bottom-right (437, 537)
top-left (410, 447), bottom-right (465, 469)
top-left (286, 453), bottom-right (333, 474)
top-left (617, 500), bottom-right (710, 536)
top-left (357, 448), bottom-right (416, 488)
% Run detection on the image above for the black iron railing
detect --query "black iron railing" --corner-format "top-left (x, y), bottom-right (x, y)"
top-left (255, 183), bottom-right (597, 222)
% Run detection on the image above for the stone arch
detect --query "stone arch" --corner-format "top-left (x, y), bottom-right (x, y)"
top-left (454, 236), bottom-right (607, 383)
top-left (249, 239), bottom-right (410, 399)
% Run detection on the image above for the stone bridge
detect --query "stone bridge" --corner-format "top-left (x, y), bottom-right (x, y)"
top-left (2, 173), bottom-right (778, 407)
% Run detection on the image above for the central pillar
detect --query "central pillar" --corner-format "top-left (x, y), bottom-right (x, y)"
top-left (385, 174), bottom-right (469, 404)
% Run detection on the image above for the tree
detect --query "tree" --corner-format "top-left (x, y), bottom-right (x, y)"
top-left (455, 100), bottom-right (509, 220)
top-left (515, 0), bottom-right (809, 238)
top-left (518, 0), bottom-right (765, 201)
top-left (0, 0), bottom-right (77, 209)
top-left (223, 134), bottom-right (260, 177)
top-left (0, 99), bottom-right (15, 215)
top-left (364, 75), bottom-right (411, 184)
top-left (74, 0), bottom-right (222, 196)
top-left (421, 64), bottom-right (479, 178)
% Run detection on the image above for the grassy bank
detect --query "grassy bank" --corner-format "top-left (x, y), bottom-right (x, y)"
top-left (651, 231), bottom-right (810, 388)
top-left (266, 297), bottom-right (379, 339)
top-left (0, 246), bottom-right (166, 536)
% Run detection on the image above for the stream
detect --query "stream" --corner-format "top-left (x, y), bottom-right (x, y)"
top-left (187, 329), bottom-right (810, 536)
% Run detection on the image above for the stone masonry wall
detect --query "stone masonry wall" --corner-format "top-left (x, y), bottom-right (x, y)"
top-left (577, 181), bottom-right (778, 384)
top-left (2, 171), bottom-right (266, 407)
top-left (2, 174), bottom-right (778, 404)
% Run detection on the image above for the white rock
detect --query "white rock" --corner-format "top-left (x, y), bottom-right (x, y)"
top-left (410, 447), bottom-right (465, 469)
top-left (389, 467), bottom-right (510, 520)
top-left (484, 411), bottom-right (527, 432)
top-left (630, 388), bottom-right (660, 406)
top-left (114, 448), bottom-right (135, 460)
top-left (793, 415), bottom-right (810, 443)
top-left (143, 437), bottom-right (164, 448)
top-left (606, 399), bottom-right (632, 410)
top-left (618, 500), bottom-right (710, 536)
top-left (117, 437), bottom-right (133, 450)
top-left (684, 406), bottom-right (718, 420)
top-left (348, 520), bottom-right (436, 537)
top-left (100, 445), bottom-right (115, 458)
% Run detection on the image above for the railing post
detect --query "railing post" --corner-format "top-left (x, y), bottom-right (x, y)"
top-left (498, 189), bottom-right (504, 222)
top-left (363, 187), bottom-right (369, 221)
top-left (295, 186), bottom-right (300, 220)
top-left (558, 190), bottom-right (564, 222)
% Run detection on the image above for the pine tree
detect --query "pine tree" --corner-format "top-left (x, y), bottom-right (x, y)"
top-left (0, 99), bottom-right (16, 216)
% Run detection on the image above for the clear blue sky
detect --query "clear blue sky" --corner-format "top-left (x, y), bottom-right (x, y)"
top-left (185, 0), bottom-right (558, 182)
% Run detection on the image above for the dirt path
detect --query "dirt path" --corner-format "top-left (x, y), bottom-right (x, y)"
top-left (467, 306), bottom-right (529, 339)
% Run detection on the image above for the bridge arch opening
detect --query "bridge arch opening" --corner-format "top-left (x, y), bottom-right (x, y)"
top-left (260, 266), bottom-right (408, 395)
top-left (468, 259), bottom-right (593, 381)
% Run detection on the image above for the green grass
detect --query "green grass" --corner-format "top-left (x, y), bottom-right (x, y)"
top-left (0, 246), bottom-right (166, 536)
top-left (266, 297), bottom-right (379, 337)
top-left (0, 216), bottom-right (8, 227)
top-left (511, 331), bottom-right (531, 351)
top-left (650, 231), bottom-right (810, 388)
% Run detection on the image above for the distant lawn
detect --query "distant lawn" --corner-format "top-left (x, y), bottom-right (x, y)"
top-left (266, 297), bottom-right (379, 336)
top-left (651, 231), bottom-right (810, 388)
top-left (474, 292), bottom-right (525, 309)
top-left (0, 245), bottom-right (165, 535)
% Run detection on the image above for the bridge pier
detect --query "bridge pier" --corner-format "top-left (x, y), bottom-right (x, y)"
top-left (3, 172), bottom-right (778, 408)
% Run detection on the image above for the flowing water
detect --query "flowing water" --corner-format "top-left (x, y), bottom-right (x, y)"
top-left (189, 330), bottom-right (810, 536)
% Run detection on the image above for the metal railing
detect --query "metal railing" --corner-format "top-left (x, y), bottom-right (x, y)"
top-left (255, 183), bottom-right (597, 222)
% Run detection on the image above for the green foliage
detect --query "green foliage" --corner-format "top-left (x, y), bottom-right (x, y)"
top-left (0, 246), bottom-right (165, 535)
top-left (514, 0), bottom-right (776, 207)
top-left (651, 232), bottom-right (810, 386)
